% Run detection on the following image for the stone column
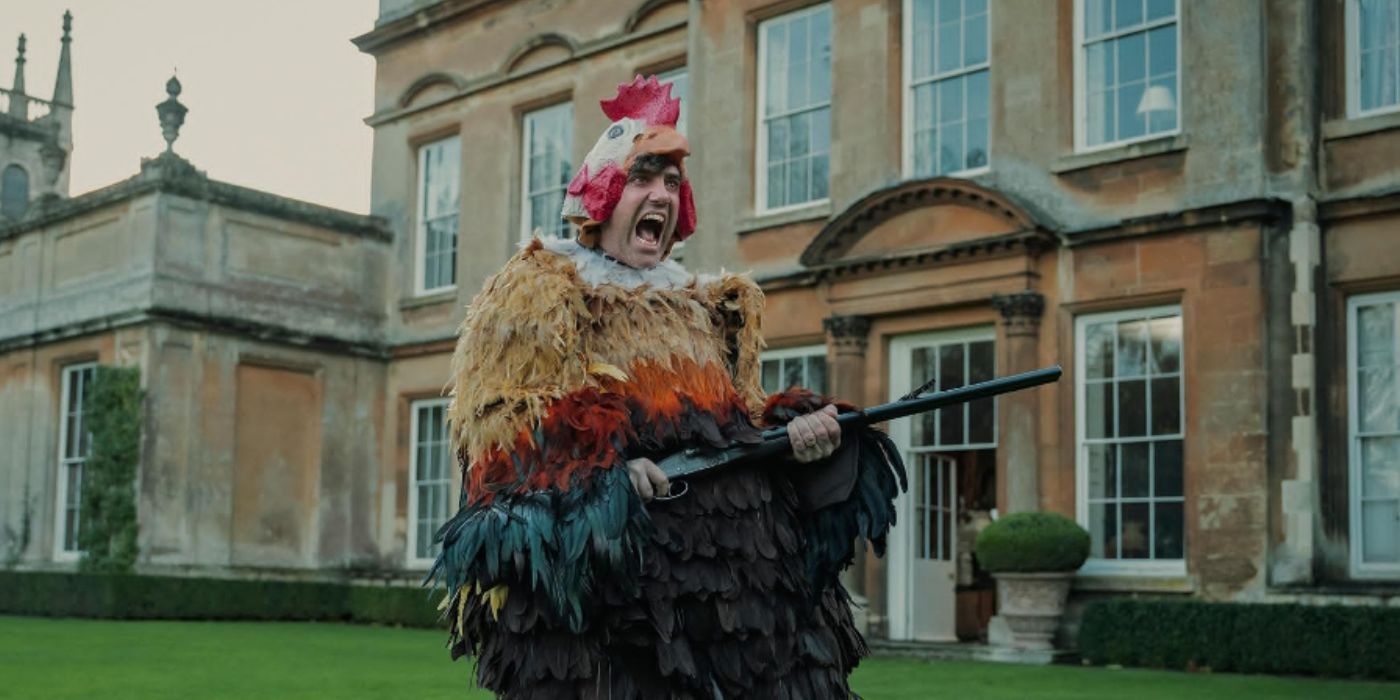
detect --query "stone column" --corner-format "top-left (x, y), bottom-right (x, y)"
top-left (822, 314), bottom-right (875, 633)
top-left (991, 291), bottom-right (1044, 514)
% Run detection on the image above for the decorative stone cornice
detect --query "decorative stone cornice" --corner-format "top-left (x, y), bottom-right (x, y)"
top-left (991, 291), bottom-right (1045, 337)
top-left (800, 177), bottom-right (1049, 268)
top-left (0, 152), bottom-right (391, 243)
top-left (823, 315), bottom-right (872, 354)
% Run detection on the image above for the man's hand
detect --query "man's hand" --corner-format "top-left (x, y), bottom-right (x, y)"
top-left (788, 404), bottom-right (841, 463)
top-left (625, 457), bottom-right (670, 502)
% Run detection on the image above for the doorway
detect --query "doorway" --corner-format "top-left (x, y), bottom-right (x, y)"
top-left (888, 328), bottom-right (997, 642)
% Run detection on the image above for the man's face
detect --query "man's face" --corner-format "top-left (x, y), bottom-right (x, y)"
top-left (597, 163), bottom-right (681, 269)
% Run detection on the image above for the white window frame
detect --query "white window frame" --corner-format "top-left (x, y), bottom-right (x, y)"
top-left (889, 326), bottom-right (998, 452)
top-left (1075, 305), bottom-right (1187, 578)
top-left (414, 135), bottom-right (461, 296)
top-left (755, 3), bottom-right (833, 216)
top-left (761, 344), bottom-right (829, 395)
top-left (901, 0), bottom-right (993, 179)
top-left (1348, 290), bottom-right (1400, 579)
top-left (1346, 0), bottom-right (1400, 119)
top-left (1072, 0), bottom-right (1182, 153)
top-left (407, 398), bottom-right (454, 569)
top-left (657, 66), bottom-right (690, 138)
top-left (54, 362), bottom-right (96, 562)
top-left (519, 102), bottom-right (574, 242)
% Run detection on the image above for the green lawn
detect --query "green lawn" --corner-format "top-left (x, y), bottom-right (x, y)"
top-left (0, 616), bottom-right (1393, 699)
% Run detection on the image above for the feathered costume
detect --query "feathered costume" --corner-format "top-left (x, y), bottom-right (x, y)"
top-left (431, 77), bottom-right (907, 699)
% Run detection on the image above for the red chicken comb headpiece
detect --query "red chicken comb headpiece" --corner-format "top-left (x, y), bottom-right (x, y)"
top-left (600, 75), bottom-right (680, 127)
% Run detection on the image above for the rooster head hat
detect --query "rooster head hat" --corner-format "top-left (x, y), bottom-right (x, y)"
top-left (561, 75), bottom-right (696, 249)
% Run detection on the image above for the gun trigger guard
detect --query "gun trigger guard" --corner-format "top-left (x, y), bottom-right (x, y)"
top-left (654, 480), bottom-right (690, 502)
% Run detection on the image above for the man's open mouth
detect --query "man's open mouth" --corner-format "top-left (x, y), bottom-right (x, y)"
top-left (635, 212), bottom-right (667, 246)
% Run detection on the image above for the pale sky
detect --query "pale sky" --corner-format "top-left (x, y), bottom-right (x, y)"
top-left (7, 0), bottom-right (378, 213)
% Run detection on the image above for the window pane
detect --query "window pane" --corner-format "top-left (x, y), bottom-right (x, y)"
top-left (762, 360), bottom-right (781, 394)
top-left (780, 358), bottom-right (802, 391)
top-left (1085, 0), bottom-right (1112, 38)
top-left (937, 14), bottom-right (962, 74)
top-left (1146, 0), bottom-right (1174, 21)
top-left (1154, 501), bottom-right (1184, 559)
top-left (1086, 322), bottom-right (1116, 379)
top-left (1121, 442), bottom-right (1150, 498)
top-left (1148, 25), bottom-right (1175, 78)
top-left (1088, 443), bottom-right (1116, 499)
top-left (811, 155), bottom-right (830, 201)
top-left (767, 163), bottom-right (786, 208)
top-left (1117, 80), bottom-right (1147, 141)
top-left (806, 355), bottom-right (828, 395)
top-left (1357, 302), bottom-right (1396, 368)
top-left (1151, 377), bottom-right (1181, 435)
top-left (1121, 502), bottom-right (1151, 558)
top-left (967, 68), bottom-right (990, 119)
top-left (966, 11), bottom-right (988, 66)
top-left (1117, 31), bottom-right (1146, 84)
top-left (1153, 439), bottom-right (1183, 497)
top-left (1118, 319), bottom-right (1148, 377)
top-left (1362, 436), bottom-right (1400, 498)
top-left (1361, 500), bottom-right (1400, 562)
top-left (1149, 315), bottom-right (1182, 373)
top-left (1360, 367), bottom-right (1398, 433)
top-left (1086, 381), bottom-right (1114, 439)
top-left (789, 112), bottom-right (810, 159)
top-left (1115, 0), bottom-right (1143, 29)
top-left (939, 76), bottom-right (963, 125)
top-left (788, 156), bottom-right (809, 206)
top-left (1091, 502), bottom-right (1117, 558)
top-left (1118, 379), bottom-right (1147, 437)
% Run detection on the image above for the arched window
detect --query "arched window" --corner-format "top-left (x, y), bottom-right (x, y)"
top-left (1, 164), bottom-right (30, 220)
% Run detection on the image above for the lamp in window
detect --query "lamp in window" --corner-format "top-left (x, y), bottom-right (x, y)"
top-left (1136, 85), bottom-right (1176, 115)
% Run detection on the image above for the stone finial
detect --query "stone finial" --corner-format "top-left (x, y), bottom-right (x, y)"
top-left (991, 290), bottom-right (1045, 337)
top-left (52, 10), bottom-right (74, 107)
top-left (8, 33), bottom-right (29, 119)
top-left (11, 33), bottom-right (26, 93)
top-left (155, 74), bottom-right (188, 153)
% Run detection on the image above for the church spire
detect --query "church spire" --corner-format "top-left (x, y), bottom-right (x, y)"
top-left (52, 11), bottom-right (73, 107)
top-left (8, 34), bottom-right (27, 119)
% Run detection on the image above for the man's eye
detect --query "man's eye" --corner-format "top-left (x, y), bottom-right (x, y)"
top-left (665, 179), bottom-right (680, 191)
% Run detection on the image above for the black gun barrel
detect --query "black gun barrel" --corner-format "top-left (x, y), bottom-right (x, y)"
top-left (657, 365), bottom-right (1062, 480)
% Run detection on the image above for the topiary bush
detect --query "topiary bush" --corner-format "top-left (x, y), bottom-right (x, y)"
top-left (973, 511), bottom-right (1090, 573)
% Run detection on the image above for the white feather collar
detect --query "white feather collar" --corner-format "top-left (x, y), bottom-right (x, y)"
top-left (537, 237), bottom-right (700, 290)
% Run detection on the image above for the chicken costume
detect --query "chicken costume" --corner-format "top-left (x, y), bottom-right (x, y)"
top-left (432, 77), bottom-right (907, 698)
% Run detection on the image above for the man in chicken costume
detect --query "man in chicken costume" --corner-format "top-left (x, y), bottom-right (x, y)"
top-left (433, 76), bottom-right (906, 698)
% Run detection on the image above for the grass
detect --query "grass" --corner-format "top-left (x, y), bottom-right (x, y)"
top-left (0, 616), bottom-right (1395, 699)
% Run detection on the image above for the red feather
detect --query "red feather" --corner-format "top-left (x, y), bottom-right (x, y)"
top-left (675, 180), bottom-right (697, 239)
top-left (566, 163), bottom-right (589, 196)
top-left (583, 163), bottom-right (626, 223)
top-left (600, 75), bottom-right (681, 127)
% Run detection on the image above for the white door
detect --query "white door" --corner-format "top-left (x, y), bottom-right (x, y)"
top-left (909, 454), bottom-right (958, 641)
top-left (888, 328), bottom-right (995, 641)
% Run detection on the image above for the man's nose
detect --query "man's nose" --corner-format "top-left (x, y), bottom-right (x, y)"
top-left (645, 182), bottom-right (670, 202)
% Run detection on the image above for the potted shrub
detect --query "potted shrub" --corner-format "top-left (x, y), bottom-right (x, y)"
top-left (973, 511), bottom-right (1090, 650)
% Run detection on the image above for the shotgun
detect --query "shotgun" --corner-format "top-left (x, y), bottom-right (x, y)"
top-left (656, 365), bottom-right (1062, 480)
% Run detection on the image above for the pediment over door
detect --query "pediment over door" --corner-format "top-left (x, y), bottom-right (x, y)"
top-left (800, 178), bottom-right (1054, 270)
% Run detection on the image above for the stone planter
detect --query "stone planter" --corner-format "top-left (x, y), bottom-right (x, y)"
top-left (993, 571), bottom-right (1074, 650)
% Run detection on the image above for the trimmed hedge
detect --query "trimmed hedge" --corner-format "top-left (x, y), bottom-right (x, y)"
top-left (0, 571), bottom-right (444, 628)
top-left (1079, 598), bottom-right (1400, 680)
top-left (974, 511), bottom-right (1090, 572)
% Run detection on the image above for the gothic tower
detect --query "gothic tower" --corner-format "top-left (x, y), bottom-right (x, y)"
top-left (1, 11), bottom-right (74, 222)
